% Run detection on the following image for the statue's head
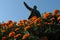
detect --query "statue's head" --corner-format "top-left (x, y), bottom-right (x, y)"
top-left (33, 5), bottom-right (37, 10)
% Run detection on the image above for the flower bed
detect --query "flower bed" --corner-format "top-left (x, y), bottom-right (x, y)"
top-left (0, 10), bottom-right (60, 40)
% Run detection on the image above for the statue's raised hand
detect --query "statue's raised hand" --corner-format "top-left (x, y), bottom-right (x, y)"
top-left (23, 2), bottom-right (32, 11)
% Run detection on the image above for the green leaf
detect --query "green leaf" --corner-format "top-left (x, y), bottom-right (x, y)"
top-left (33, 27), bottom-right (38, 31)
top-left (25, 31), bottom-right (29, 34)
top-left (9, 37), bottom-right (14, 40)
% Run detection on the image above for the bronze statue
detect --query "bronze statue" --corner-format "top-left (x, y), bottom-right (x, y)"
top-left (24, 2), bottom-right (41, 19)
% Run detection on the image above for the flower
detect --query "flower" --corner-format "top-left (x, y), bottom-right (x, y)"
top-left (50, 17), bottom-right (55, 21)
top-left (24, 25), bottom-right (31, 31)
top-left (43, 12), bottom-right (51, 19)
top-left (30, 16), bottom-right (38, 22)
top-left (14, 34), bottom-right (21, 39)
top-left (53, 10), bottom-right (59, 13)
top-left (37, 23), bottom-right (42, 27)
top-left (22, 34), bottom-right (30, 40)
top-left (57, 16), bottom-right (60, 21)
top-left (53, 10), bottom-right (59, 16)
top-left (15, 28), bottom-right (20, 31)
top-left (2, 36), bottom-right (7, 40)
top-left (57, 14), bottom-right (60, 17)
top-left (13, 22), bottom-right (17, 25)
top-left (1, 30), bottom-right (6, 33)
top-left (8, 23), bottom-right (14, 28)
top-left (47, 22), bottom-right (52, 25)
top-left (35, 18), bottom-right (42, 23)
top-left (17, 23), bottom-right (24, 27)
top-left (7, 20), bottom-right (13, 24)
top-left (9, 31), bottom-right (15, 37)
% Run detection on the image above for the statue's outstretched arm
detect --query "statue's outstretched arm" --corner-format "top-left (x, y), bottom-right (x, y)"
top-left (24, 2), bottom-right (32, 11)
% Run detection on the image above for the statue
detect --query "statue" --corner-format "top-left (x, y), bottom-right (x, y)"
top-left (24, 2), bottom-right (41, 19)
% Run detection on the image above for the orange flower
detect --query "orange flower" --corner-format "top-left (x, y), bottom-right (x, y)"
top-left (15, 28), bottom-right (20, 31)
top-left (57, 14), bottom-right (60, 17)
top-left (57, 16), bottom-right (60, 21)
top-left (35, 18), bottom-right (42, 22)
top-left (43, 13), bottom-right (51, 19)
top-left (7, 20), bottom-right (13, 24)
top-left (24, 25), bottom-right (31, 31)
top-left (13, 22), bottom-right (17, 25)
top-left (50, 17), bottom-right (55, 21)
top-left (2, 36), bottom-right (7, 40)
top-left (37, 23), bottom-right (42, 27)
top-left (22, 34), bottom-right (30, 40)
top-left (0, 23), bottom-right (2, 26)
top-left (17, 23), bottom-right (24, 27)
top-left (18, 20), bottom-right (26, 24)
top-left (1, 30), bottom-right (6, 33)
top-left (14, 34), bottom-right (21, 39)
top-left (29, 22), bottom-right (34, 25)
top-left (47, 22), bottom-right (52, 25)
top-left (53, 10), bottom-right (59, 16)
top-left (53, 10), bottom-right (59, 13)
top-left (44, 22), bottom-right (52, 25)
top-left (30, 16), bottom-right (38, 21)
top-left (1, 23), bottom-right (7, 27)
top-left (9, 31), bottom-right (15, 37)
top-left (8, 23), bottom-right (14, 28)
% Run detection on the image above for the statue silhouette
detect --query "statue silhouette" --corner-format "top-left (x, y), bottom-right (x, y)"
top-left (24, 2), bottom-right (41, 19)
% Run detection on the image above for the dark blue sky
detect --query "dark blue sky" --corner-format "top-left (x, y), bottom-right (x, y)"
top-left (0, 0), bottom-right (60, 22)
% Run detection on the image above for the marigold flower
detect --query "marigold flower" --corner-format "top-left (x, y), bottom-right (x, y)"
top-left (14, 34), bottom-right (21, 39)
top-left (30, 16), bottom-right (38, 21)
top-left (37, 24), bottom-right (41, 27)
top-left (53, 10), bottom-right (59, 16)
top-left (57, 16), bottom-right (60, 21)
top-left (24, 25), bottom-right (31, 31)
top-left (47, 22), bottom-right (52, 25)
top-left (50, 17), bottom-right (55, 21)
top-left (2, 36), bottom-right (7, 40)
top-left (9, 31), bottom-right (15, 37)
top-left (44, 22), bottom-right (52, 25)
top-left (57, 14), bottom-right (60, 17)
top-left (18, 20), bottom-right (27, 24)
top-left (17, 23), bottom-right (24, 27)
top-left (35, 18), bottom-right (42, 22)
top-left (43, 13), bottom-right (51, 19)
top-left (7, 20), bottom-right (13, 24)
top-left (8, 23), bottom-right (14, 28)
top-left (13, 22), bottom-right (17, 25)
top-left (1, 30), bottom-right (6, 33)
top-left (15, 28), bottom-right (20, 31)
top-left (53, 10), bottom-right (59, 13)
top-left (22, 34), bottom-right (30, 40)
